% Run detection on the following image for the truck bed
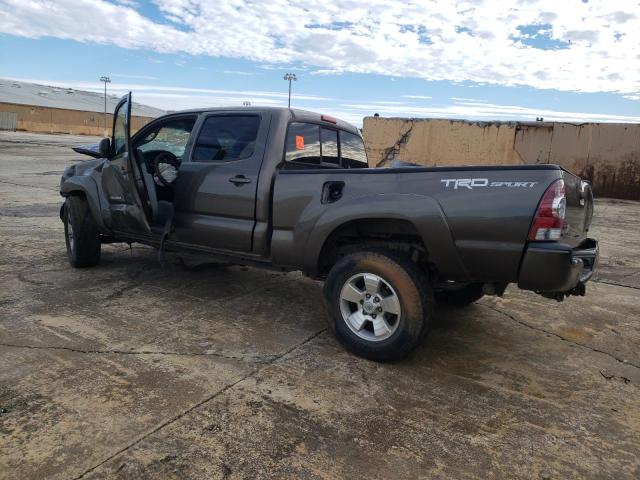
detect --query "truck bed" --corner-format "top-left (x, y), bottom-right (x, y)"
top-left (270, 164), bottom-right (592, 283)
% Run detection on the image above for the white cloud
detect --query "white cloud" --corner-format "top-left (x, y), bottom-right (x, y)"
top-left (222, 70), bottom-right (256, 76)
top-left (112, 73), bottom-right (157, 80)
top-left (3, 77), bottom-right (333, 101)
top-left (403, 95), bottom-right (432, 100)
top-left (450, 97), bottom-right (488, 102)
top-left (1, 76), bottom-right (330, 110)
top-left (0, 0), bottom-right (638, 96)
top-left (5, 75), bottom-right (639, 125)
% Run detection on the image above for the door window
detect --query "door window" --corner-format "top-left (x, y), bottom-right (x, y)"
top-left (113, 103), bottom-right (127, 155)
top-left (136, 118), bottom-right (196, 158)
top-left (192, 115), bottom-right (260, 162)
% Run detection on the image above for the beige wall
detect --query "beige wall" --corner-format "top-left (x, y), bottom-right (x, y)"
top-left (363, 117), bottom-right (640, 200)
top-left (0, 102), bottom-right (155, 136)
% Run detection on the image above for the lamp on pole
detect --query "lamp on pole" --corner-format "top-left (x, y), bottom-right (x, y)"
top-left (99, 76), bottom-right (111, 135)
top-left (283, 73), bottom-right (297, 108)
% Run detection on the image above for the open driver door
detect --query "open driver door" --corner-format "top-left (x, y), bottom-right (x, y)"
top-left (101, 93), bottom-right (174, 255)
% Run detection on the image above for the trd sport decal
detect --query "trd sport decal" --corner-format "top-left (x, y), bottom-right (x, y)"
top-left (441, 178), bottom-right (538, 190)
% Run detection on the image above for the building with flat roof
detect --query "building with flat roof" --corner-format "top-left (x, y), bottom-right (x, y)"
top-left (0, 79), bottom-right (164, 136)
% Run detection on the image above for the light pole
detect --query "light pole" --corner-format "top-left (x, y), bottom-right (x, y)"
top-left (99, 76), bottom-right (111, 135)
top-left (283, 73), bottom-right (297, 108)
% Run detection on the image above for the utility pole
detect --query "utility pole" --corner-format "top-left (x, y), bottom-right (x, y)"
top-left (283, 73), bottom-right (297, 108)
top-left (99, 76), bottom-right (111, 135)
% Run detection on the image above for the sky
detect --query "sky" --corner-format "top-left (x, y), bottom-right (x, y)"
top-left (0, 0), bottom-right (639, 126)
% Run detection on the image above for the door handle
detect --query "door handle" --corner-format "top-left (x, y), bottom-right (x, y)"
top-left (229, 175), bottom-right (252, 185)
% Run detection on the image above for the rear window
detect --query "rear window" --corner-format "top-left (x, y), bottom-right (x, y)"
top-left (192, 115), bottom-right (260, 162)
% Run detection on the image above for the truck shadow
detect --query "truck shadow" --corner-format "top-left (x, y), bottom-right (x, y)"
top-left (27, 245), bottom-right (514, 372)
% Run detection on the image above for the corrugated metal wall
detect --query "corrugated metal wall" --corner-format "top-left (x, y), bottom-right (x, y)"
top-left (0, 111), bottom-right (17, 131)
top-left (363, 117), bottom-right (640, 200)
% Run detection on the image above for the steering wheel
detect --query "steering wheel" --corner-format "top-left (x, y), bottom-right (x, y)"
top-left (153, 151), bottom-right (181, 186)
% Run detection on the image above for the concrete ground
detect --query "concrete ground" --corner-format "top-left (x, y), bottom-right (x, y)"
top-left (1, 131), bottom-right (639, 480)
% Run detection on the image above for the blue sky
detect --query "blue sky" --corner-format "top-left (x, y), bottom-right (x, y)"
top-left (0, 0), bottom-right (638, 125)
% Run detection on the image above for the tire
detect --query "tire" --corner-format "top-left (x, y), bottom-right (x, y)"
top-left (434, 283), bottom-right (484, 307)
top-left (63, 195), bottom-right (101, 267)
top-left (323, 249), bottom-right (434, 362)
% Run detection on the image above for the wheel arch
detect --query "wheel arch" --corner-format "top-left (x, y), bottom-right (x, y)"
top-left (60, 177), bottom-right (108, 233)
top-left (301, 194), bottom-right (470, 281)
top-left (316, 217), bottom-right (429, 277)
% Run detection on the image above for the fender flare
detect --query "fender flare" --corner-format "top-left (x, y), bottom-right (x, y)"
top-left (299, 193), bottom-right (470, 280)
top-left (60, 176), bottom-right (109, 233)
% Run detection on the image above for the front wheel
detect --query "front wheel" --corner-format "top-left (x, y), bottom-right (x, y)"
top-left (63, 195), bottom-right (101, 267)
top-left (323, 250), bottom-right (434, 362)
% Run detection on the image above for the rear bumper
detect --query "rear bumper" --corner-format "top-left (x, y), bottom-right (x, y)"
top-left (518, 238), bottom-right (599, 293)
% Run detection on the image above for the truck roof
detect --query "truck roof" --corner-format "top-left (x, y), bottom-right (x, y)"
top-left (163, 106), bottom-right (361, 136)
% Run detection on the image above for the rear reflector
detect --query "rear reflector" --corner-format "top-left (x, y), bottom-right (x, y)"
top-left (321, 114), bottom-right (337, 124)
top-left (528, 179), bottom-right (566, 241)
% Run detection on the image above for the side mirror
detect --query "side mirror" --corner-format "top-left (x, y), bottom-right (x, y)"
top-left (98, 138), bottom-right (111, 158)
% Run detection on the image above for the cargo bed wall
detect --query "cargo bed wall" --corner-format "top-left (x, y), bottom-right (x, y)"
top-left (270, 166), bottom-right (564, 282)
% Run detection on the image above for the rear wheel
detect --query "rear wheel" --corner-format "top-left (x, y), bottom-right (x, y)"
top-left (323, 250), bottom-right (434, 361)
top-left (434, 283), bottom-right (484, 307)
top-left (64, 195), bottom-right (101, 267)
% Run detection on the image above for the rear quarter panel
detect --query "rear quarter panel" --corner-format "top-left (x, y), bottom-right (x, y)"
top-left (271, 166), bottom-right (563, 281)
top-left (271, 171), bottom-right (468, 278)
top-left (429, 168), bottom-right (562, 281)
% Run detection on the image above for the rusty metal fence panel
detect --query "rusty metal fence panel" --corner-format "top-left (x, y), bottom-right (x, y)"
top-left (0, 111), bottom-right (17, 131)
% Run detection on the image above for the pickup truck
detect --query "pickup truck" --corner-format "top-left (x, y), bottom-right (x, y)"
top-left (60, 93), bottom-right (598, 361)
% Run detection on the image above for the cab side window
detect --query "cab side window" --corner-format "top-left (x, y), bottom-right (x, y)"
top-left (321, 128), bottom-right (339, 166)
top-left (340, 131), bottom-right (368, 168)
top-left (284, 123), bottom-right (321, 168)
top-left (284, 122), bottom-right (368, 169)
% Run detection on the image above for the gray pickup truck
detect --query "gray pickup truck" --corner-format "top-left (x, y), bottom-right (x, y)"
top-left (60, 93), bottom-right (598, 361)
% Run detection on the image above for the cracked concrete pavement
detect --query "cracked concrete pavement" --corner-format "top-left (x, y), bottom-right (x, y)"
top-left (1, 131), bottom-right (639, 479)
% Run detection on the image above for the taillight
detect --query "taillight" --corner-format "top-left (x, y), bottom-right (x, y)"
top-left (528, 179), bottom-right (566, 241)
